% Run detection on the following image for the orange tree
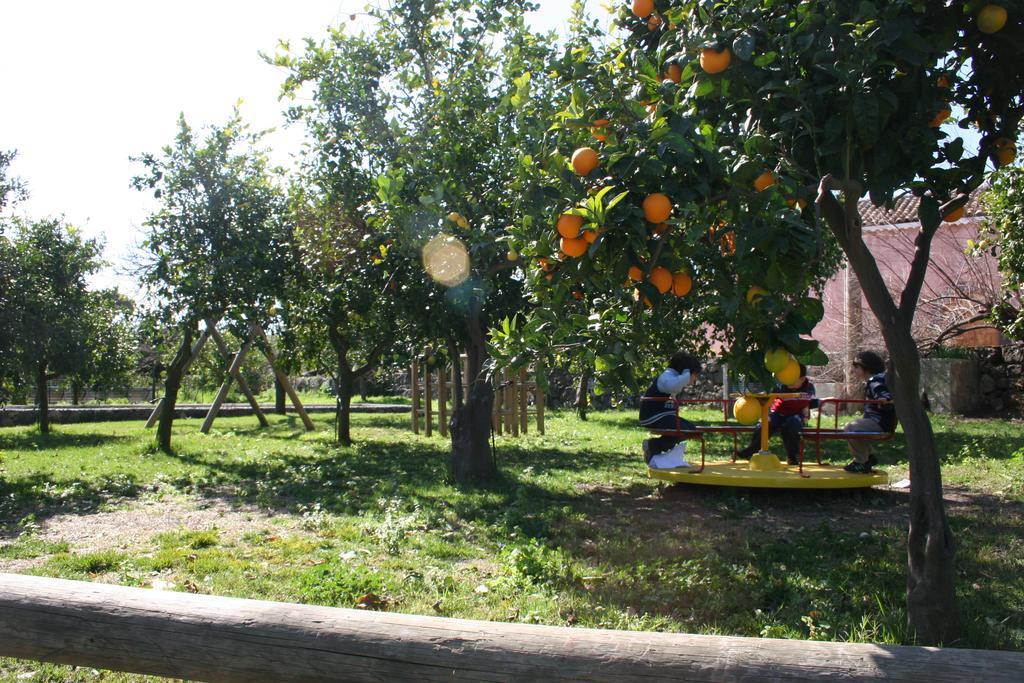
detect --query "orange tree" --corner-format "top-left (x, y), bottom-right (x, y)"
top-left (509, 0), bottom-right (1023, 643)
top-left (275, 0), bottom-right (559, 481)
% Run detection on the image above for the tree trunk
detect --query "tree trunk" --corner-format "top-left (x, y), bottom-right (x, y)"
top-left (72, 380), bottom-right (81, 406)
top-left (328, 326), bottom-right (355, 446)
top-left (36, 361), bottom-right (50, 435)
top-left (574, 366), bottom-right (592, 421)
top-left (157, 324), bottom-right (194, 452)
top-left (449, 337), bottom-right (497, 483)
top-left (884, 323), bottom-right (958, 644)
top-left (447, 335), bottom-right (464, 410)
top-left (820, 177), bottom-right (958, 644)
top-left (274, 376), bottom-right (287, 415)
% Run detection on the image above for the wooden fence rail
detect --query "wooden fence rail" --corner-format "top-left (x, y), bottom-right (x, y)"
top-left (2, 573), bottom-right (1022, 683)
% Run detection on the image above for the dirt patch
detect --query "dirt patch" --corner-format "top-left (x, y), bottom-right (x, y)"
top-left (0, 494), bottom-right (297, 572)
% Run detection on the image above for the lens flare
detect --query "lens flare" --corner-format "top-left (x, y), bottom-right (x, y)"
top-left (422, 234), bottom-right (470, 287)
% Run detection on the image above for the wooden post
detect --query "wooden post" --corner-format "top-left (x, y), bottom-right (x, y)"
top-left (491, 368), bottom-right (502, 433)
top-left (424, 360), bottom-right (433, 438)
top-left (410, 359), bottom-right (420, 435)
top-left (437, 366), bottom-right (448, 438)
top-left (145, 324), bottom-right (213, 429)
top-left (209, 325), bottom-right (268, 428)
top-left (518, 366), bottom-right (528, 435)
top-left (254, 327), bottom-right (315, 432)
top-left (507, 369), bottom-right (518, 437)
top-left (200, 333), bottom-right (255, 434)
top-left (535, 364), bottom-right (545, 436)
top-left (4, 573), bottom-right (1024, 683)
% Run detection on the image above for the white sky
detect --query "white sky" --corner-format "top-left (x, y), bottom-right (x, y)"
top-left (1, 0), bottom-right (607, 296)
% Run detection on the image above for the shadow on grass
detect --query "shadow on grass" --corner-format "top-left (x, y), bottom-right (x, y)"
top-left (0, 430), bottom-right (131, 451)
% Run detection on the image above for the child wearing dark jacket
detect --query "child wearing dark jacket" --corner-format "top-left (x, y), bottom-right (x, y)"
top-left (639, 352), bottom-right (703, 469)
top-left (843, 351), bottom-right (897, 473)
top-left (736, 364), bottom-right (818, 465)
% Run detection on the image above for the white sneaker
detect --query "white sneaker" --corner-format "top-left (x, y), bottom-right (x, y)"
top-left (649, 443), bottom-right (692, 469)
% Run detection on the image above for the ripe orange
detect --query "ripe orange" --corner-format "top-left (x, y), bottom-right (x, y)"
top-left (929, 108), bottom-right (951, 128)
top-left (591, 118), bottom-right (610, 141)
top-left (571, 147), bottom-right (599, 176)
top-left (648, 15), bottom-right (663, 31)
top-left (634, 289), bottom-right (654, 309)
top-left (557, 213), bottom-right (584, 239)
top-left (571, 290), bottom-right (584, 301)
top-left (665, 63), bottom-right (682, 84)
top-left (672, 271), bottom-right (692, 297)
top-left (699, 48), bottom-right (731, 75)
top-left (995, 137), bottom-right (1017, 167)
top-left (584, 227), bottom-right (606, 244)
top-left (937, 75), bottom-right (951, 88)
top-left (943, 206), bottom-right (965, 223)
top-left (649, 266), bottom-right (673, 294)
top-left (561, 236), bottom-right (588, 258)
top-left (719, 231), bottom-right (736, 257)
top-left (977, 4), bottom-right (1008, 34)
top-left (753, 171), bottom-right (776, 192)
top-left (628, 265), bottom-right (644, 282)
top-left (632, 0), bottom-right (654, 18)
top-left (643, 193), bottom-right (672, 223)
top-left (652, 222), bottom-right (669, 236)
top-left (786, 198), bottom-right (808, 210)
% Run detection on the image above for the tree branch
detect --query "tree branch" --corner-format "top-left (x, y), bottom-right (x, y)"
top-left (900, 194), bottom-right (969, 318)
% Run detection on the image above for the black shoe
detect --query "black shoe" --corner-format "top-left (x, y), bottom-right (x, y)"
top-left (642, 439), bottom-right (653, 465)
top-left (787, 456), bottom-right (801, 466)
top-left (736, 448), bottom-right (755, 460)
top-left (844, 461), bottom-right (873, 474)
top-left (868, 454), bottom-right (878, 467)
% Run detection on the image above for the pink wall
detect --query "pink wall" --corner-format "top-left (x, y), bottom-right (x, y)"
top-left (813, 217), bottom-right (1004, 364)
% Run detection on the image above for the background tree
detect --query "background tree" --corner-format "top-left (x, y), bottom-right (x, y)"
top-left (5, 217), bottom-right (102, 432)
top-left (276, 0), bottom-right (560, 480)
top-left (66, 289), bottom-right (139, 404)
top-left (520, 0), bottom-right (1023, 644)
top-left (0, 149), bottom-right (27, 211)
top-left (977, 165), bottom-right (1024, 339)
top-left (0, 149), bottom-right (27, 400)
top-left (133, 111), bottom-right (289, 451)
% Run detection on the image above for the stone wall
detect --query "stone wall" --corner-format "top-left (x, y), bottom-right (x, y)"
top-left (975, 343), bottom-right (1024, 415)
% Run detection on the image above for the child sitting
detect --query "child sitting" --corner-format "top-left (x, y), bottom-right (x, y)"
top-left (736, 363), bottom-right (818, 465)
top-left (639, 352), bottom-right (703, 469)
top-left (843, 351), bottom-right (897, 473)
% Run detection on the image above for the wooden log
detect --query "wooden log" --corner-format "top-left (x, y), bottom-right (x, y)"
top-left (519, 366), bottom-right (528, 435)
top-left (144, 324), bottom-right (213, 428)
top-left (410, 359), bottom-right (420, 435)
top-left (424, 359), bottom-right (433, 438)
top-left (437, 364), bottom-right (448, 438)
top-left (253, 327), bottom-right (315, 432)
top-left (2, 573), bottom-right (1023, 683)
top-left (200, 333), bottom-right (254, 434)
top-left (209, 326), bottom-right (268, 428)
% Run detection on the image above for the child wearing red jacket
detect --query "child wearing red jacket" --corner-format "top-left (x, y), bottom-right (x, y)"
top-left (737, 363), bottom-right (818, 465)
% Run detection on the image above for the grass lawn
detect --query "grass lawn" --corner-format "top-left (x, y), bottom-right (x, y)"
top-left (1, 408), bottom-right (1022, 681)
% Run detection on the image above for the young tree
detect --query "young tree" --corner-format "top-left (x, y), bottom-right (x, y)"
top-left (976, 165), bottom-right (1024, 339)
top-left (276, 0), bottom-right (559, 479)
top-left (525, 0), bottom-right (1023, 644)
top-left (133, 112), bottom-right (289, 451)
top-left (5, 218), bottom-right (102, 432)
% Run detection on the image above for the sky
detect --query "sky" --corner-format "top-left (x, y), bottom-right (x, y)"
top-left (0, 0), bottom-right (607, 296)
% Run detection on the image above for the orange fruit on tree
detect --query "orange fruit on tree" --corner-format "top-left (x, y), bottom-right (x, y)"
top-left (977, 4), bottom-right (1008, 34)
top-left (634, 288), bottom-right (654, 309)
top-left (557, 213), bottom-right (584, 239)
top-left (628, 265), bottom-right (644, 282)
top-left (943, 206), bottom-right (965, 223)
top-left (571, 147), bottom-right (599, 176)
top-left (936, 74), bottom-right (951, 88)
top-left (929, 108), bottom-right (951, 128)
top-left (746, 285), bottom-right (768, 304)
top-left (647, 14), bottom-right (663, 31)
top-left (753, 171), bottom-right (776, 192)
top-left (584, 227), bottom-right (606, 244)
top-left (665, 63), bottom-right (682, 84)
top-left (995, 137), bottom-right (1017, 167)
top-left (591, 118), bottom-right (610, 141)
top-left (765, 348), bottom-right (793, 374)
top-left (642, 193), bottom-right (672, 223)
top-left (699, 48), bottom-right (731, 75)
top-left (652, 222), bottom-right (669, 236)
top-left (672, 271), bottom-right (692, 297)
top-left (631, 0), bottom-right (654, 18)
top-left (719, 231), bottom-right (737, 256)
top-left (561, 236), bottom-right (588, 258)
top-left (649, 266), bottom-right (673, 294)
top-left (786, 198), bottom-right (808, 210)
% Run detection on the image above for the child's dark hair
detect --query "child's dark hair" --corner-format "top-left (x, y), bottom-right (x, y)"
top-left (669, 352), bottom-right (702, 374)
top-left (798, 363), bottom-right (808, 378)
top-left (853, 351), bottom-right (885, 375)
